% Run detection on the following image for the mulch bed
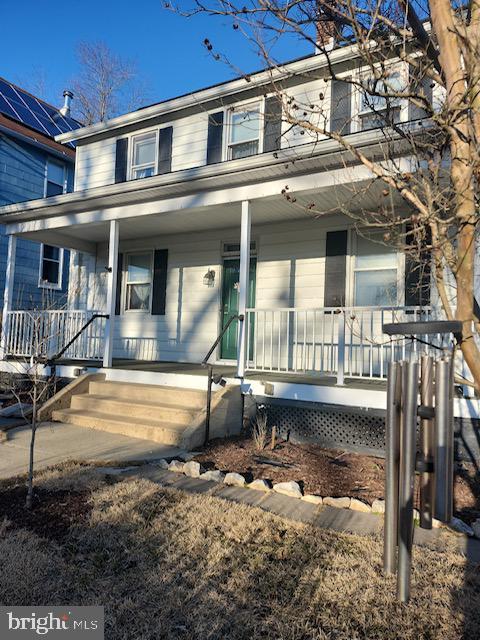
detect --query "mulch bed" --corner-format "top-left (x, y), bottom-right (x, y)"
top-left (195, 436), bottom-right (480, 524)
top-left (0, 483), bottom-right (92, 542)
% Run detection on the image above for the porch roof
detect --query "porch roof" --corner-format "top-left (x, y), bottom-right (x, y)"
top-left (0, 130), bottom-right (410, 252)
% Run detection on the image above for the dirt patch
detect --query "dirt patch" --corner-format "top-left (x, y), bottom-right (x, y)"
top-left (194, 436), bottom-right (480, 522)
top-left (0, 482), bottom-right (92, 542)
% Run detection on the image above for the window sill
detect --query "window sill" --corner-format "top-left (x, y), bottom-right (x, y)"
top-left (38, 283), bottom-right (62, 291)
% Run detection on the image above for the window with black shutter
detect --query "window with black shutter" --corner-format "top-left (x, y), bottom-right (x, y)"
top-left (263, 96), bottom-right (282, 152)
top-left (330, 80), bottom-right (352, 135)
top-left (115, 138), bottom-right (128, 183)
top-left (324, 230), bottom-right (348, 307)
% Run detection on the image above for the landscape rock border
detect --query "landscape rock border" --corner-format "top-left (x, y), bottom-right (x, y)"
top-left (158, 459), bottom-right (477, 539)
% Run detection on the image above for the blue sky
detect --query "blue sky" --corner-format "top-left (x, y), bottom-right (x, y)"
top-left (1, 0), bottom-right (310, 111)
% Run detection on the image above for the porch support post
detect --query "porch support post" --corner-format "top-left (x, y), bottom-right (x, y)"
top-left (0, 234), bottom-right (17, 359)
top-left (237, 200), bottom-right (251, 378)
top-left (103, 220), bottom-right (119, 368)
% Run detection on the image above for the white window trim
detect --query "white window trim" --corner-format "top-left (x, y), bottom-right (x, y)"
top-left (43, 159), bottom-right (67, 197)
top-left (128, 130), bottom-right (159, 181)
top-left (352, 62), bottom-right (408, 133)
top-left (38, 244), bottom-right (64, 290)
top-left (122, 250), bottom-right (154, 313)
top-left (348, 230), bottom-right (403, 307)
top-left (223, 98), bottom-right (265, 161)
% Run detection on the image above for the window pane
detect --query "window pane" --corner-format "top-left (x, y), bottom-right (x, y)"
top-left (43, 245), bottom-right (60, 261)
top-left (47, 160), bottom-right (64, 186)
top-left (230, 140), bottom-right (259, 159)
top-left (127, 283), bottom-right (151, 310)
top-left (133, 134), bottom-right (156, 166)
top-left (354, 269), bottom-right (397, 306)
top-left (133, 166), bottom-right (155, 179)
top-left (46, 181), bottom-right (63, 197)
top-left (355, 235), bottom-right (397, 269)
top-left (127, 253), bottom-right (151, 283)
top-left (230, 109), bottom-right (260, 143)
top-left (360, 107), bottom-right (401, 131)
top-left (42, 260), bottom-right (60, 285)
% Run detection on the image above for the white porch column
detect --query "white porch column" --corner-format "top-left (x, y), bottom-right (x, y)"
top-left (0, 234), bottom-right (17, 359)
top-left (237, 200), bottom-right (251, 378)
top-left (103, 220), bottom-right (119, 368)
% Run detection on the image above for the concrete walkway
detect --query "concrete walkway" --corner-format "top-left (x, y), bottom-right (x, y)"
top-left (0, 422), bottom-right (184, 479)
top-left (122, 464), bottom-right (480, 564)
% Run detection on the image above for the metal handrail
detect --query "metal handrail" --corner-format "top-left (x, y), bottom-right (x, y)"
top-left (201, 313), bottom-right (244, 445)
top-left (45, 313), bottom-right (109, 366)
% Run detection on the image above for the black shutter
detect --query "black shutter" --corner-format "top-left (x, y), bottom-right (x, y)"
top-left (263, 96), bottom-right (282, 152)
top-left (206, 111), bottom-right (224, 165)
top-left (115, 138), bottom-right (128, 183)
top-left (158, 126), bottom-right (173, 174)
top-left (405, 227), bottom-right (431, 306)
top-left (324, 230), bottom-right (348, 307)
top-left (152, 249), bottom-right (168, 315)
top-left (115, 253), bottom-right (123, 315)
top-left (409, 74), bottom-right (433, 121)
top-left (330, 80), bottom-right (352, 134)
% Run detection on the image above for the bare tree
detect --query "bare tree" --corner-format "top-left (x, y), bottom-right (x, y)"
top-left (168, 1), bottom-right (480, 389)
top-left (72, 41), bottom-right (149, 124)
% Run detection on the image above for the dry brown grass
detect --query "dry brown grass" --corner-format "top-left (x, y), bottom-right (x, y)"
top-left (0, 467), bottom-right (479, 640)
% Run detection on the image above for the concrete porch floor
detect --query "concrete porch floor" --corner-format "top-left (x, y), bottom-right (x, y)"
top-left (54, 358), bottom-right (387, 391)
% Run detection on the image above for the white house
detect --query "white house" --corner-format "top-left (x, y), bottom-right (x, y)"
top-left (0, 45), bottom-right (475, 453)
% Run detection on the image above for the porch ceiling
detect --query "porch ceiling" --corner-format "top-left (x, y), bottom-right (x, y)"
top-left (15, 181), bottom-right (406, 252)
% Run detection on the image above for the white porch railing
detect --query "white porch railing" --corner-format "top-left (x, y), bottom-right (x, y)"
top-left (4, 310), bottom-right (106, 361)
top-left (244, 306), bottom-right (449, 382)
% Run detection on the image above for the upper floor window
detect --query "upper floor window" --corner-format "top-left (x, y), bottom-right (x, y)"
top-left (228, 105), bottom-right (261, 160)
top-left (130, 132), bottom-right (157, 179)
top-left (125, 251), bottom-right (153, 311)
top-left (359, 71), bottom-right (403, 131)
top-left (45, 159), bottom-right (65, 197)
top-left (39, 244), bottom-right (63, 289)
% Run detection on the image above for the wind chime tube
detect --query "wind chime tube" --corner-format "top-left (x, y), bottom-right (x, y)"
top-left (384, 360), bottom-right (402, 574)
top-left (419, 355), bottom-right (435, 529)
top-left (434, 358), bottom-right (453, 523)
top-left (397, 359), bottom-right (419, 604)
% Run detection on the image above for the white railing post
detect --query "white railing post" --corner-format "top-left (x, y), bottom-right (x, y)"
top-left (237, 200), bottom-right (251, 378)
top-left (336, 310), bottom-right (346, 385)
top-left (0, 235), bottom-right (17, 359)
top-left (103, 220), bottom-right (119, 368)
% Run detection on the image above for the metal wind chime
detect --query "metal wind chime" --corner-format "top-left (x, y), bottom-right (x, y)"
top-left (382, 320), bottom-right (461, 603)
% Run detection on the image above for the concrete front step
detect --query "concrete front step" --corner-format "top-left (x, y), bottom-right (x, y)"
top-left (88, 380), bottom-right (206, 409)
top-left (51, 408), bottom-right (187, 445)
top-left (70, 394), bottom-right (197, 425)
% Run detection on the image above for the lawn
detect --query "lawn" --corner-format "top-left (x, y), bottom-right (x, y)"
top-left (0, 462), bottom-right (479, 640)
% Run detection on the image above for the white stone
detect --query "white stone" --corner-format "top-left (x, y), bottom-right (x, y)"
top-left (201, 470), bottom-right (225, 483)
top-left (183, 461), bottom-right (202, 478)
top-left (432, 518), bottom-right (442, 529)
top-left (302, 494), bottom-right (323, 505)
top-left (472, 519), bottom-right (480, 539)
top-left (168, 460), bottom-right (185, 473)
top-left (323, 496), bottom-right (351, 509)
top-left (350, 498), bottom-right (372, 513)
top-left (156, 459), bottom-right (169, 470)
top-left (224, 472), bottom-right (246, 487)
top-left (371, 499), bottom-right (385, 514)
top-left (248, 479), bottom-right (271, 492)
top-left (449, 517), bottom-right (474, 537)
top-left (273, 481), bottom-right (303, 499)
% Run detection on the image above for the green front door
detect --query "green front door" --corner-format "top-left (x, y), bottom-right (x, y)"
top-left (220, 258), bottom-right (256, 360)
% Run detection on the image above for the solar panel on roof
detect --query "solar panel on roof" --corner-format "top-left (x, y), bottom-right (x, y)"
top-left (0, 77), bottom-right (81, 145)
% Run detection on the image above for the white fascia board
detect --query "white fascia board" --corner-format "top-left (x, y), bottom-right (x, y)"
top-left (0, 128), bottom-right (403, 224)
top-left (55, 45), bottom-right (359, 144)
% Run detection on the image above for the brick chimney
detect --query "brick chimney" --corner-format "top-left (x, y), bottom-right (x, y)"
top-left (315, 3), bottom-right (336, 52)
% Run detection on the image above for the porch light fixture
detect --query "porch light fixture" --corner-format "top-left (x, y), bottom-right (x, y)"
top-left (203, 269), bottom-right (215, 287)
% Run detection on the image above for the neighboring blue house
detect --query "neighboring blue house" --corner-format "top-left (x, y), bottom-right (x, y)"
top-left (0, 78), bottom-right (80, 310)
